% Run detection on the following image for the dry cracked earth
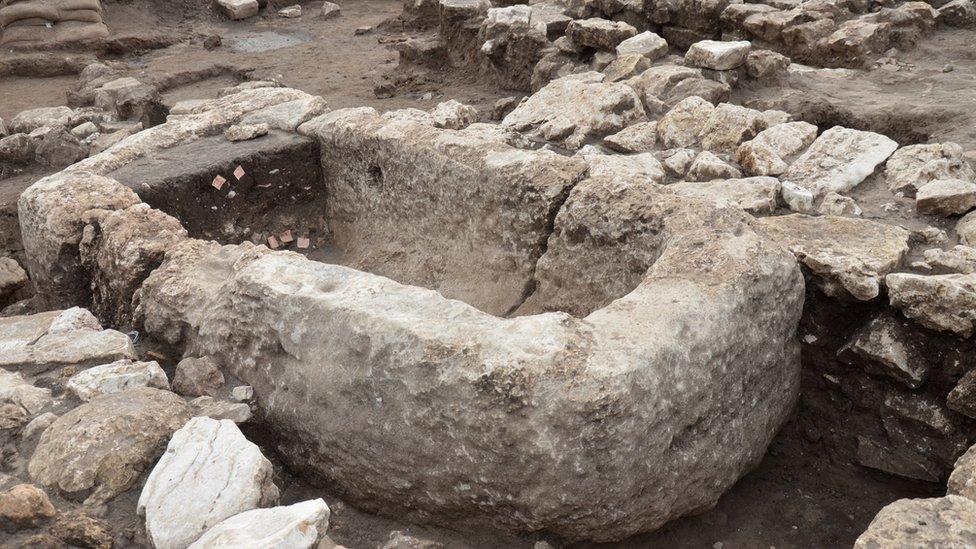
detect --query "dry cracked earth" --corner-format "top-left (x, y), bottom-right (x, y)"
top-left (2, 0), bottom-right (976, 547)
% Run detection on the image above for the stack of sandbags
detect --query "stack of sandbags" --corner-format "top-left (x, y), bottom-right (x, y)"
top-left (0, 0), bottom-right (109, 46)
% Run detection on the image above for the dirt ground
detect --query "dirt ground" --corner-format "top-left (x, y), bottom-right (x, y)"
top-left (0, 0), bottom-right (967, 546)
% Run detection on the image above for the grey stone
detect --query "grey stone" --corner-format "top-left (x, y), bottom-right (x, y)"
top-left (615, 31), bottom-right (668, 60)
top-left (916, 179), bottom-right (976, 216)
top-left (782, 127), bottom-right (898, 198)
top-left (224, 123), bottom-right (270, 142)
top-left (669, 177), bottom-right (779, 215)
top-left (854, 496), bottom-right (976, 548)
top-left (66, 359), bottom-right (170, 401)
top-left (173, 356), bottom-right (225, 397)
top-left (565, 18), bottom-right (637, 50)
top-left (685, 151), bottom-right (742, 181)
top-left (887, 273), bottom-right (976, 336)
top-left (684, 40), bottom-right (751, 70)
top-left (837, 314), bottom-right (930, 388)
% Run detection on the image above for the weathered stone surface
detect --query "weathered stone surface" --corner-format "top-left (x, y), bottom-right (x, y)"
top-left (71, 121), bottom-right (98, 139)
top-left (940, 0), bottom-right (976, 26)
top-left (603, 121), bottom-right (657, 153)
top-left (173, 356), bottom-right (225, 397)
top-left (29, 388), bottom-right (191, 505)
top-left (139, 417), bottom-right (279, 549)
top-left (914, 245), bottom-right (976, 274)
top-left (80, 203), bottom-right (188, 328)
top-left (135, 171), bottom-right (802, 541)
top-left (224, 123), bottom-right (270, 142)
top-left (190, 396), bottom-right (252, 423)
top-left (0, 133), bottom-right (35, 164)
top-left (430, 99), bottom-right (477, 129)
top-left (745, 49), bottom-right (790, 79)
top-left (761, 215), bottom-right (910, 300)
top-left (819, 192), bottom-right (862, 216)
top-left (0, 257), bottom-right (28, 307)
top-left (661, 148), bottom-right (697, 178)
top-left (657, 95), bottom-right (714, 148)
top-left (916, 179), bottom-right (976, 216)
top-left (565, 18), bottom-right (637, 50)
top-left (231, 385), bottom-right (254, 402)
top-left (35, 129), bottom-right (88, 168)
top-left (321, 1), bottom-right (340, 18)
top-left (9, 107), bottom-right (74, 134)
top-left (663, 77), bottom-right (730, 106)
top-left (615, 31), bottom-right (668, 60)
top-left (578, 150), bottom-right (666, 183)
top-left (782, 127), bottom-right (898, 198)
top-left (854, 496), bottom-right (976, 548)
top-left (887, 273), bottom-right (976, 336)
top-left (624, 64), bottom-right (701, 101)
top-left (66, 359), bottom-right (169, 401)
top-left (188, 499), bottom-right (330, 549)
top-left (837, 314), bottom-right (929, 388)
top-left (949, 369), bottom-right (976, 419)
top-left (278, 5), bottom-right (301, 17)
top-left (669, 177), bottom-right (779, 215)
top-left (217, 0), bottom-right (259, 19)
top-left (685, 40), bottom-right (751, 70)
top-left (949, 444), bottom-right (976, 502)
top-left (19, 172), bottom-right (141, 308)
top-left (503, 73), bottom-right (646, 149)
top-left (959, 211), bottom-right (976, 247)
top-left (0, 309), bottom-right (136, 374)
top-left (0, 484), bottom-right (56, 530)
top-left (0, 369), bottom-right (52, 415)
top-left (239, 96), bottom-right (329, 131)
top-left (699, 104), bottom-right (767, 154)
top-left (603, 54), bottom-right (652, 82)
top-left (50, 513), bottom-right (113, 549)
top-left (735, 121), bottom-right (817, 176)
top-left (22, 412), bottom-right (57, 440)
top-left (380, 531), bottom-right (443, 549)
top-left (685, 151), bottom-right (742, 181)
top-left (886, 142), bottom-right (975, 197)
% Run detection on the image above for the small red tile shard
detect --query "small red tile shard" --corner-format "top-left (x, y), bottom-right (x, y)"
top-left (280, 229), bottom-right (294, 243)
top-left (297, 237), bottom-right (310, 249)
top-left (233, 165), bottom-right (246, 180)
top-left (267, 235), bottom-right (280, 249)
top-left (211, 175), bottom-right (226, 190)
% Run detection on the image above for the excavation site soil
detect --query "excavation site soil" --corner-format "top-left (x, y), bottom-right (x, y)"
top-left (2, 0), bottom-right (976, 547)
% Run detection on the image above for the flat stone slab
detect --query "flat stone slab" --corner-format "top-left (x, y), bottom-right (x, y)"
top-left (761, 214), bottom-right (910, 300)
top-left (887, 273), bottom-right (976, 336)
top-left (670, 176), bottom-right (780, 215)
top-left (0, 309), bottom-right (136, 375)
top-left (685, 40), bottom-right (752, 70)
top-left (782, 127), bottom-right (898, 198)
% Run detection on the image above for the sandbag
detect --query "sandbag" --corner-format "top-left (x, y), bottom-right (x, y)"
top-left (0, 0), bottom-right (101, 26)
top-left (0, 19), bottom-right (105, 44)
top-left (4, 15), bottom-right (50, 25)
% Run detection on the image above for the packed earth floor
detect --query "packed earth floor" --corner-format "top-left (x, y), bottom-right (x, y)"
top-left (1, 0), bottom-right (976, 547)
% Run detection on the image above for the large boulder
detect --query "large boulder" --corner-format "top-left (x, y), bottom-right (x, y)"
top-left (138, 417), bottom-right (279, 549)
top-left (28, 388), bottom-right (191, 505)
top-left (885, 142), bottom-right (975, 197)
top-left (886, 273), bottom-right (976, 336)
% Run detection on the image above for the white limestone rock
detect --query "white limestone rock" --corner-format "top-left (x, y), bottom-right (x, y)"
top-left (240, 96), bottom-right (329, 131)
top-left (578, 151), bottom-right (666, 183)
top-left (685, 151), bottom-right (742, 181)
top-left (781, 127), bottom-right (898, 198)
top-left (735, 121), bottom-right (817, 176)
top-left (780, 181), bottom-right (815, 213)
top-left (190, 396), bottom-right (252, 424)
top-left (914, 246), bottom-right (976, 274)
top-left (762, 214), bottom-right (910, 300)
top-left (886, 273), bottom-right (976, 336)
top-left (958, 210), bottom-right (976, 247)
top-left (885, 142), bottom-right (975, 197)
top-left (188, 499), bottom-right (330, 549)
top-left (565, 18), bottom-right (637, 51)
top-left (217, 0), bottom-right (259, 19)
top-left (224, 123), bottom-right (270, 142)
top-left (321, 1), bottom-right (340, 18)
top-left (0, 309), bottom-right (135, 374)
top-left (603, 121), bottom-right (657, 153)
top-left (430, 100), bottom-right (478, 130)
top-left (0, 370), bottom-right (51, 415)
top-left (949, 444), bottom-right (976, 503)
top-left (503, 73), bottom-right (646, 150)
top-left (819, 192), bottom-right (862, 217)
top-left (66, 359), bottom-right (169, 401)
top-left (657, 96), bottom-right (714, 149)
top-left (669, 177), bottom-right (780, 215)
top-left (915, 179), bottom-right (976, 216)
top-left (699, 104), bottom-right (767, 155)
top-left (9, 107), bottom-right (74, 134)
top-left (854, 496), bottom-right (976, 548)
top-left (615, 31), bottom-right (668, 60)
top-left (138, 417), bottom-right (279, 549)
top-left (684, 40), bottom-right (752, 70)
top-left (231, 385), bottom-right (254, 402)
